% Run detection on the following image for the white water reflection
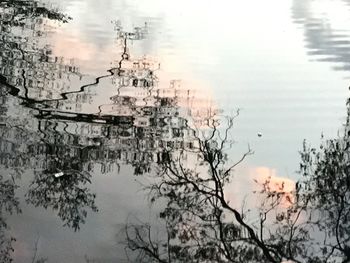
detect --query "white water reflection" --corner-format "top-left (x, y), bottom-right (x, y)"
top-left (2, 0), bottom-right (350, 262)
top-left (292, 0), bottom-right (350, 71)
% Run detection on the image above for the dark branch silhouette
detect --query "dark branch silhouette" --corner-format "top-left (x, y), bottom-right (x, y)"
top-left (123, 97), bottom-right (350, 262)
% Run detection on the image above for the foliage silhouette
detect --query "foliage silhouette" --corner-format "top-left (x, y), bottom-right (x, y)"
top-left (124, 102), bottom-right (350, 263)
top-left (296, 98), bottom-right (350, 262)
top-left (25, 154), bottom-right (98, 231)
top-left (0, 174), bottom-right (20, 263)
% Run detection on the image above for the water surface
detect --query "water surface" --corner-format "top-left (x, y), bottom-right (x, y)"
top-left (1, 0), bottom-right (350, 262)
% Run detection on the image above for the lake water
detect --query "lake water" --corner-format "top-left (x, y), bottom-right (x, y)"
top-left (1, 0), bottom-right (350, 262)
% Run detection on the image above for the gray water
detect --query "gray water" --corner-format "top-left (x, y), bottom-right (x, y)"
top-left (1, 0), bottom-right (350, 262)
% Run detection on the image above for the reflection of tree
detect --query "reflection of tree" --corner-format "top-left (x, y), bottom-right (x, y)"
top-left (0, 0), bottom-right (70, 24)
top-left (25, 129), bottom-right (99, 232)
top-left (0, 0), bottom-right (79, 109)
top-left (0, 114), bottom-right (100, 232)
top-left (0, 0), bottom-right (101, 234)
top-left (26, 166), bottom-right (98, 231)
top-left (0, 174), bottom-right (20, 263)
top-left (0, 3), bottom-right (100, 262)
top-left (124, 115), bottom-right (279, 262)
top-left (297, 99), bottom-right (350, 261)
top-left (124, 99), bottom-right (350, 262)
top-left (1, 2), bottom-right (218, 261)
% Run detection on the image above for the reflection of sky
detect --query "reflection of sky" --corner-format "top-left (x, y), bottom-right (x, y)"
top-left (6, 0), bottom-right (350, 261)
top-left (10, 168), bottom-right (153, 263)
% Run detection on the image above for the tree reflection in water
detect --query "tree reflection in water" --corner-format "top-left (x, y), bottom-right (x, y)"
top-left (0, 0), bottom-right (214, 261)
top-left (2, 0), bottom-right (349, 262)
top-left (0, 0), bottom-right (72, 260)
top-left (0, 174), bottom-right (20, 263)
top-left (25, 153), bottom-right (98, 231)
top-left (124, 100), bottom-right (350, 263)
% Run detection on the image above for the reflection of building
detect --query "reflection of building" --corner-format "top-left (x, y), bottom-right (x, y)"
top-left (0, 2), bottom-right (87, 113)
top-left (0, 14), bottom-right (218, 176)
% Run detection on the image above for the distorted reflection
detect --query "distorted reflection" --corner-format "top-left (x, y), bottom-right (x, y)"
top-left (292, 0), bottom-right (350, 72)
top-left (124, 99), bottom-right (350, 263)
top-left (3, 0), bottom-right (349, 262)
top-left (25, 154), bottom-right (98, 231)
top-left (0, 174), bottom-right (20, 263)
top-left (0, 0), bottom-right (217, 261)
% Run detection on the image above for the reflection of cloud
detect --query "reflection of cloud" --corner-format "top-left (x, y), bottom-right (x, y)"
top-left (251, 166), bottom-right (294, 188)
top-left (251, 166), bottom-right (295, 207)
top-left (50, 30), bottom-right (117, 74)
top-left (224, 166), bottom-right (295, 209)
top-left (51, 32), bottom-right (99, 61)
top-left (292, 0), bottom-right (350, 74)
